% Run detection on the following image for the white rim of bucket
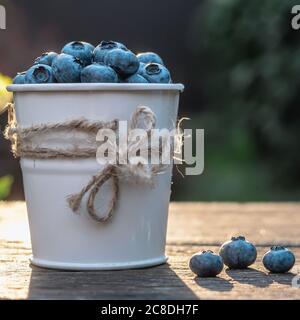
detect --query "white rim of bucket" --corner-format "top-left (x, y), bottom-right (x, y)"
top-left (7, 83), bottom-right (184, 92)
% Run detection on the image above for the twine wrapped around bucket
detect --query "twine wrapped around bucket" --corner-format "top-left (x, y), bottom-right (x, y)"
top-left (4, 103), bottom-right (176, 222)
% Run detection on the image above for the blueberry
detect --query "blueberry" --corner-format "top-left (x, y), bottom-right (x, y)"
top-left (62, 41), bottom-right (94, 66)
top-left (52, 53), bottom-right (83, 83)
top-left (263, 246), bottom-right (295, 273)
top-left (124, 73), bottom-right (148, 83)
top-left (137, 62), bottom-right (146, 75)
top-left (34, 52), bottom-right (58, 66)
top-left (219, 236), bottom-right (257, 269)
top-left (81, 63), bottom-right (118, 83)
top-left (137, 52), bottom-right (164, 66)
top-left (139, 63), bottom-right (171, 83)
top-left (189, 250), bottom-right (223, 277)
top-left (25, 64), bottom-right (56, 84)
top-left (13, 71), bottom-right (26, 84)
top-left (93, 40), bottom-right (127, 64)
top-left (104, 48), bottom-right (139, 77)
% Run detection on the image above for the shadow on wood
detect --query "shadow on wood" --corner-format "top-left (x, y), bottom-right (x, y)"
top-left (268, 272), bottom-right (298, 286)
top-left (194, 276), bottom-right (234, 292)
top-left (225, 268), bottom-right (273, 288)
top-left (27, 263), bottom-right (198, 300)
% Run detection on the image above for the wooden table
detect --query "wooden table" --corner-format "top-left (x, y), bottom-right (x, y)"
top-left (1, 202), bottom-right (300, 300)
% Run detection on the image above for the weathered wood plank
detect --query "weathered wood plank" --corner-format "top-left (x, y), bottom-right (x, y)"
top-left (0, 202), bottom-right (300, 300)
top-left (168, 202), bottom-right (300, 246)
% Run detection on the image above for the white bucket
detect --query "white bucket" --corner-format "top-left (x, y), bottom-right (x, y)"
top-left (7, 83), bottom-right (184, 270)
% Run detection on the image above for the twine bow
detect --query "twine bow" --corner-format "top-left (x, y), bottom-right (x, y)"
top-left (4, 103), bottom-right (172, 222)
top-left (67, 106), bottom-right (164, 223)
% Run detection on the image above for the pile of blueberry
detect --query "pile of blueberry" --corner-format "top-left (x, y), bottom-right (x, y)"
top-left (189, 236), bottom-right (296, 277)
top-left (13, 41), bottom-right (172, 84)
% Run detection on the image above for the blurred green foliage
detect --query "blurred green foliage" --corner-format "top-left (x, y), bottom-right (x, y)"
top-left (0, 175), bottom-right (13, 200)
top-left (178, 0), bottom-right (300, 201)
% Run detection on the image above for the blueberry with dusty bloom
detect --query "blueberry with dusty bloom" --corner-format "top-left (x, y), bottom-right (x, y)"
top-left (104, 48), bottom-right (139, 77)
top-left (25, 64), bottom-right (56, 84)
top-left (124, 73), bottom-right (148, 83)
top-left (137, 62), bottom-right (146, 75)
top-left (62, 41), bottom-right (94, 66)
top-left (139, 63), bottom-right (171, 83)
top-left (93, 40), bottom-right (127, 64)
top-left (263, 246), bottom-right (295, 273)
top-left (189, 250), bottom-right (223, 277)
top-left (13, 71), bottom-right (26, 84)
top-left (219, 236), bottom-right (257, 269)
top-left (81, 63), bottom-right (118, 83)
top-left (137, 52), bottom-right (164, 66)
top-left (52, 53), bottom-right (83, 83)
top-left (34, 52), bottom-right (58, 66)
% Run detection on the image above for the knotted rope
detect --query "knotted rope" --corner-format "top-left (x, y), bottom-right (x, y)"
top-left (4, 103), bottom-right (173, 222)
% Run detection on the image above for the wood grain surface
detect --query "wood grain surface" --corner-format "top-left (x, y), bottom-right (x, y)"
top-left (0, 202), bottom-right (300, 300)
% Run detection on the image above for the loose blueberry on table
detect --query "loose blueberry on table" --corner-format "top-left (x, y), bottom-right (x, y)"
top-left (189, 250), bottom-right (224, 277)
top-left (13, 40), bottom-right (172, 84)
top-left (219, 236), bottom-right (257, 269)
top-left (263, 246), bottom-right (295, 273)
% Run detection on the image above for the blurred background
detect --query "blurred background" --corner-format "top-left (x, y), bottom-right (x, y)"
top-left (0, 0), bottom-right (299, 201)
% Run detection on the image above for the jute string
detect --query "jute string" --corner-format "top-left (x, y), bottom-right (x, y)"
top-left (4, 103), bottom-right (173, 222)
